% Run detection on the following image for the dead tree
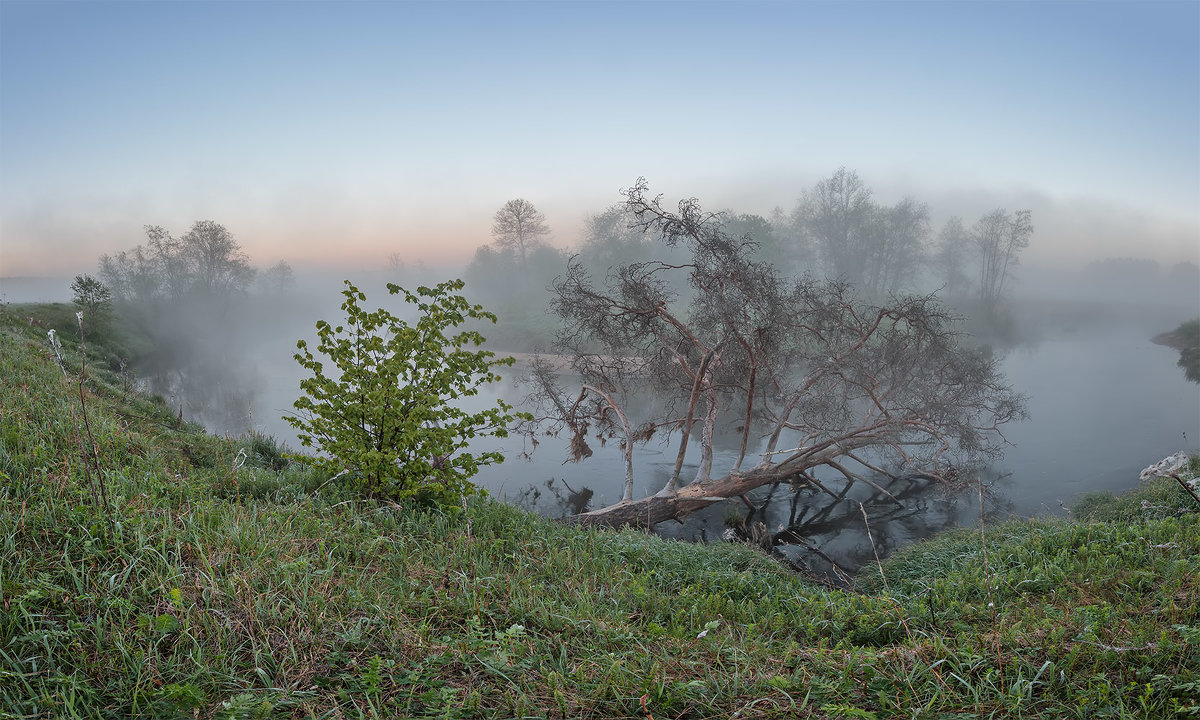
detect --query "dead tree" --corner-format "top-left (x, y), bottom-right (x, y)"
top-left (524, 179), bottom-right (1027, 529)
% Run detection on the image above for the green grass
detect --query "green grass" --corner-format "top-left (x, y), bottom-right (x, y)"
top-left (2, 301), bottom-right (1198, 719)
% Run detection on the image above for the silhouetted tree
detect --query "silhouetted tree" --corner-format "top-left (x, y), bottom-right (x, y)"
top-left (763, 205), bottom-right (813, 277)
top-left (96, 221), bottom-right (260, 429)
top-left (181, 220), bottom-right (255, 296)
top-left (861, 197), bottom-right (930, 298)
top-left (1168, 261), bottom-right (1200, 286)
top-left (492, 198), bottom-right (550, 270)
top-left (462, 240), bottom-right (567, 349)
top-left (577, 205), bottom-right (656, 273)
top-left (259, 260), bottom-right (296, 294)
top-left (99, 221), bottom-right (255, 304)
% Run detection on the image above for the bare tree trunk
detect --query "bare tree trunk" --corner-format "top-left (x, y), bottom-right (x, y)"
top-left (577, 384), bottom-right (638, 502)
top-left (691, 389), bottom-right (718, 484)
top-left (734, 336), bottom-right (757, 472)
top-left (621, 440), bottom-right (635, 503)
top-left (759, 395), bottom-right (800, 467)
top-left (572, 438), bottom-right (882, 529)
top-left (663, 348), bottom-right (716, 495)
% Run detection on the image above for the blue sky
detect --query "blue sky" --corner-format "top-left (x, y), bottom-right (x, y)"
top-left (1, 0), bottom-right (1197, 276)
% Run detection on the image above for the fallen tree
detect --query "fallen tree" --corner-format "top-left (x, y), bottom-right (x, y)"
top-left (523, 179), bottom-right (1027, 530)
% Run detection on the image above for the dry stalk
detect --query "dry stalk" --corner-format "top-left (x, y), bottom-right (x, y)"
top-left (860, 501), bottom-right (890, 594)
top-left (978, 476), bottom-right (1003, 687)
top-left (75, 313), bottom-right (110, 517)
top-left (861, 502), bottom-right (913, 638)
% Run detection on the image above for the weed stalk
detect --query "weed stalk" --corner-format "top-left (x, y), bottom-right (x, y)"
top-left (77, 313), bottom-right (113, 529)
top-left (860, 501), bottom-right (889, 594)
top-left (978, 476), bottom-right (1003, 689)
top-left (50, 314), bottom-right (114, 529)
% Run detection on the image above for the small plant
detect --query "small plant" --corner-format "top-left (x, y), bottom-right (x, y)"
top-left (286, 279), bottom-right (527, 509)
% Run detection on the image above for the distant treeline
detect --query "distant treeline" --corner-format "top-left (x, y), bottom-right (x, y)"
top-left (459, 169), bottom-right (1036, 347)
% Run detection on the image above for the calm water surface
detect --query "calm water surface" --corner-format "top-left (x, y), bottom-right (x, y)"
top-left (151, 297), bottom-right (1200, 580)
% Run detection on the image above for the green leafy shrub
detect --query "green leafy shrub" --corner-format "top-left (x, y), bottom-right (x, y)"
top-left (286, 279), bottom-right (525, 508)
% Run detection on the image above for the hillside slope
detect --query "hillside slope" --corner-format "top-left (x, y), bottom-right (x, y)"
top-left (1, 303), bottom-right (1197, 719)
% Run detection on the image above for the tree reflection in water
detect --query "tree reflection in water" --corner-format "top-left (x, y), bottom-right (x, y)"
top-left (138, 348), bottom-right (260, 437)
top-left (513, 470), bottom-right (1015, 589)
top-left (719, 471), bottom-right (1014, 587)
top-left (512, 477), bottom-right (595, 517)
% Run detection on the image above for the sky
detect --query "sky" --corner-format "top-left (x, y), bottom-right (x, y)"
top-left (1, 0), bottom-right (1198, 280)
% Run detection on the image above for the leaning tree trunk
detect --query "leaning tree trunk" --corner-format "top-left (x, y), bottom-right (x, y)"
top-left (567, 436), bottom-right (891, 529)
top-left (569, 465), bottom-right (798, 529)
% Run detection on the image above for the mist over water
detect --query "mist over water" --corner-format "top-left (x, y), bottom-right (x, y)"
top-left (9, 183), bottom-right (1196, 582)
top-left (112, 263), bottom-right (1198, 579)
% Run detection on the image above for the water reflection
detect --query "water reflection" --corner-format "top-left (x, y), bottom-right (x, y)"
top-left (725, 473), bottom-right (1013, 587)
top-left (508, 468), bottom-right (1015, 589)
top-left (137, 347), bottom-right (260, 437)
top-left (512, 477), bottom-right (596, 516)
top-left (146, 295), bottom-right (1198, 584)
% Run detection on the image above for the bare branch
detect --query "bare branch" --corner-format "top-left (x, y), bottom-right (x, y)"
top-left (527, 179), bottom-right (1026, 528)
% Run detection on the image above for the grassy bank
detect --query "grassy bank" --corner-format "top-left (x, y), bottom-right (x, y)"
top-left (1153, 318), bottom-right (1200, 383)
top-left (1, 303), bottom-right (1197, 719)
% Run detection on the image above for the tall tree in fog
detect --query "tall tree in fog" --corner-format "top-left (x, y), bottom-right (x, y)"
top-left (766, 205), bottom-right (813, 276)
top-left (259, 260), bottom-right (296, 294)
top-left (933, 216), bottom-right (973, 299)
top-left (462, 239), bottom-right (568, 349)
top-left (794, 167), bottom-right (874, 285)
top-left (100, 221), bottom-right (255, 305)
top-left (722, 211), bottom-right (795, 275)
top-left (96, 221), bottom-right (261, 431)
top-left (974, 209), bottom-right (1033, 312)
top-left (578, 206), bottom-right (654, 271)
top-left (181, 221), bottom-right (255, 297)
top-left (492, 198), bottom-right (550, 269)
top-left (793, 169), bottom-right (928, 297)
top-left (860, 197), bottom-right (930, 298)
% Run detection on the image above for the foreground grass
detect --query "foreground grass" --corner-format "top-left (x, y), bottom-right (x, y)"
top-left (1, 303), bottom-right (1198, 719)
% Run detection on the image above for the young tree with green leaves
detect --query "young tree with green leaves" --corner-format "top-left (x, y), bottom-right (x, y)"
top-left (70, 274), bottom-right (112, 323)
top-left (287, 279), bottom-right (526, 508)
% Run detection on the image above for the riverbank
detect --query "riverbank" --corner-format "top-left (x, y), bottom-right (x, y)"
top-left (1151, 318), bottom-right (1199, 351)
top-left (2, 303), bottom-right (1198, 718)
top-left (1152, 317), bottom-right (1199, 383)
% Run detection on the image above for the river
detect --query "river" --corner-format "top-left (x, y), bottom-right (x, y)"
top-left (146, 290), bottom-right (1200, 582)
